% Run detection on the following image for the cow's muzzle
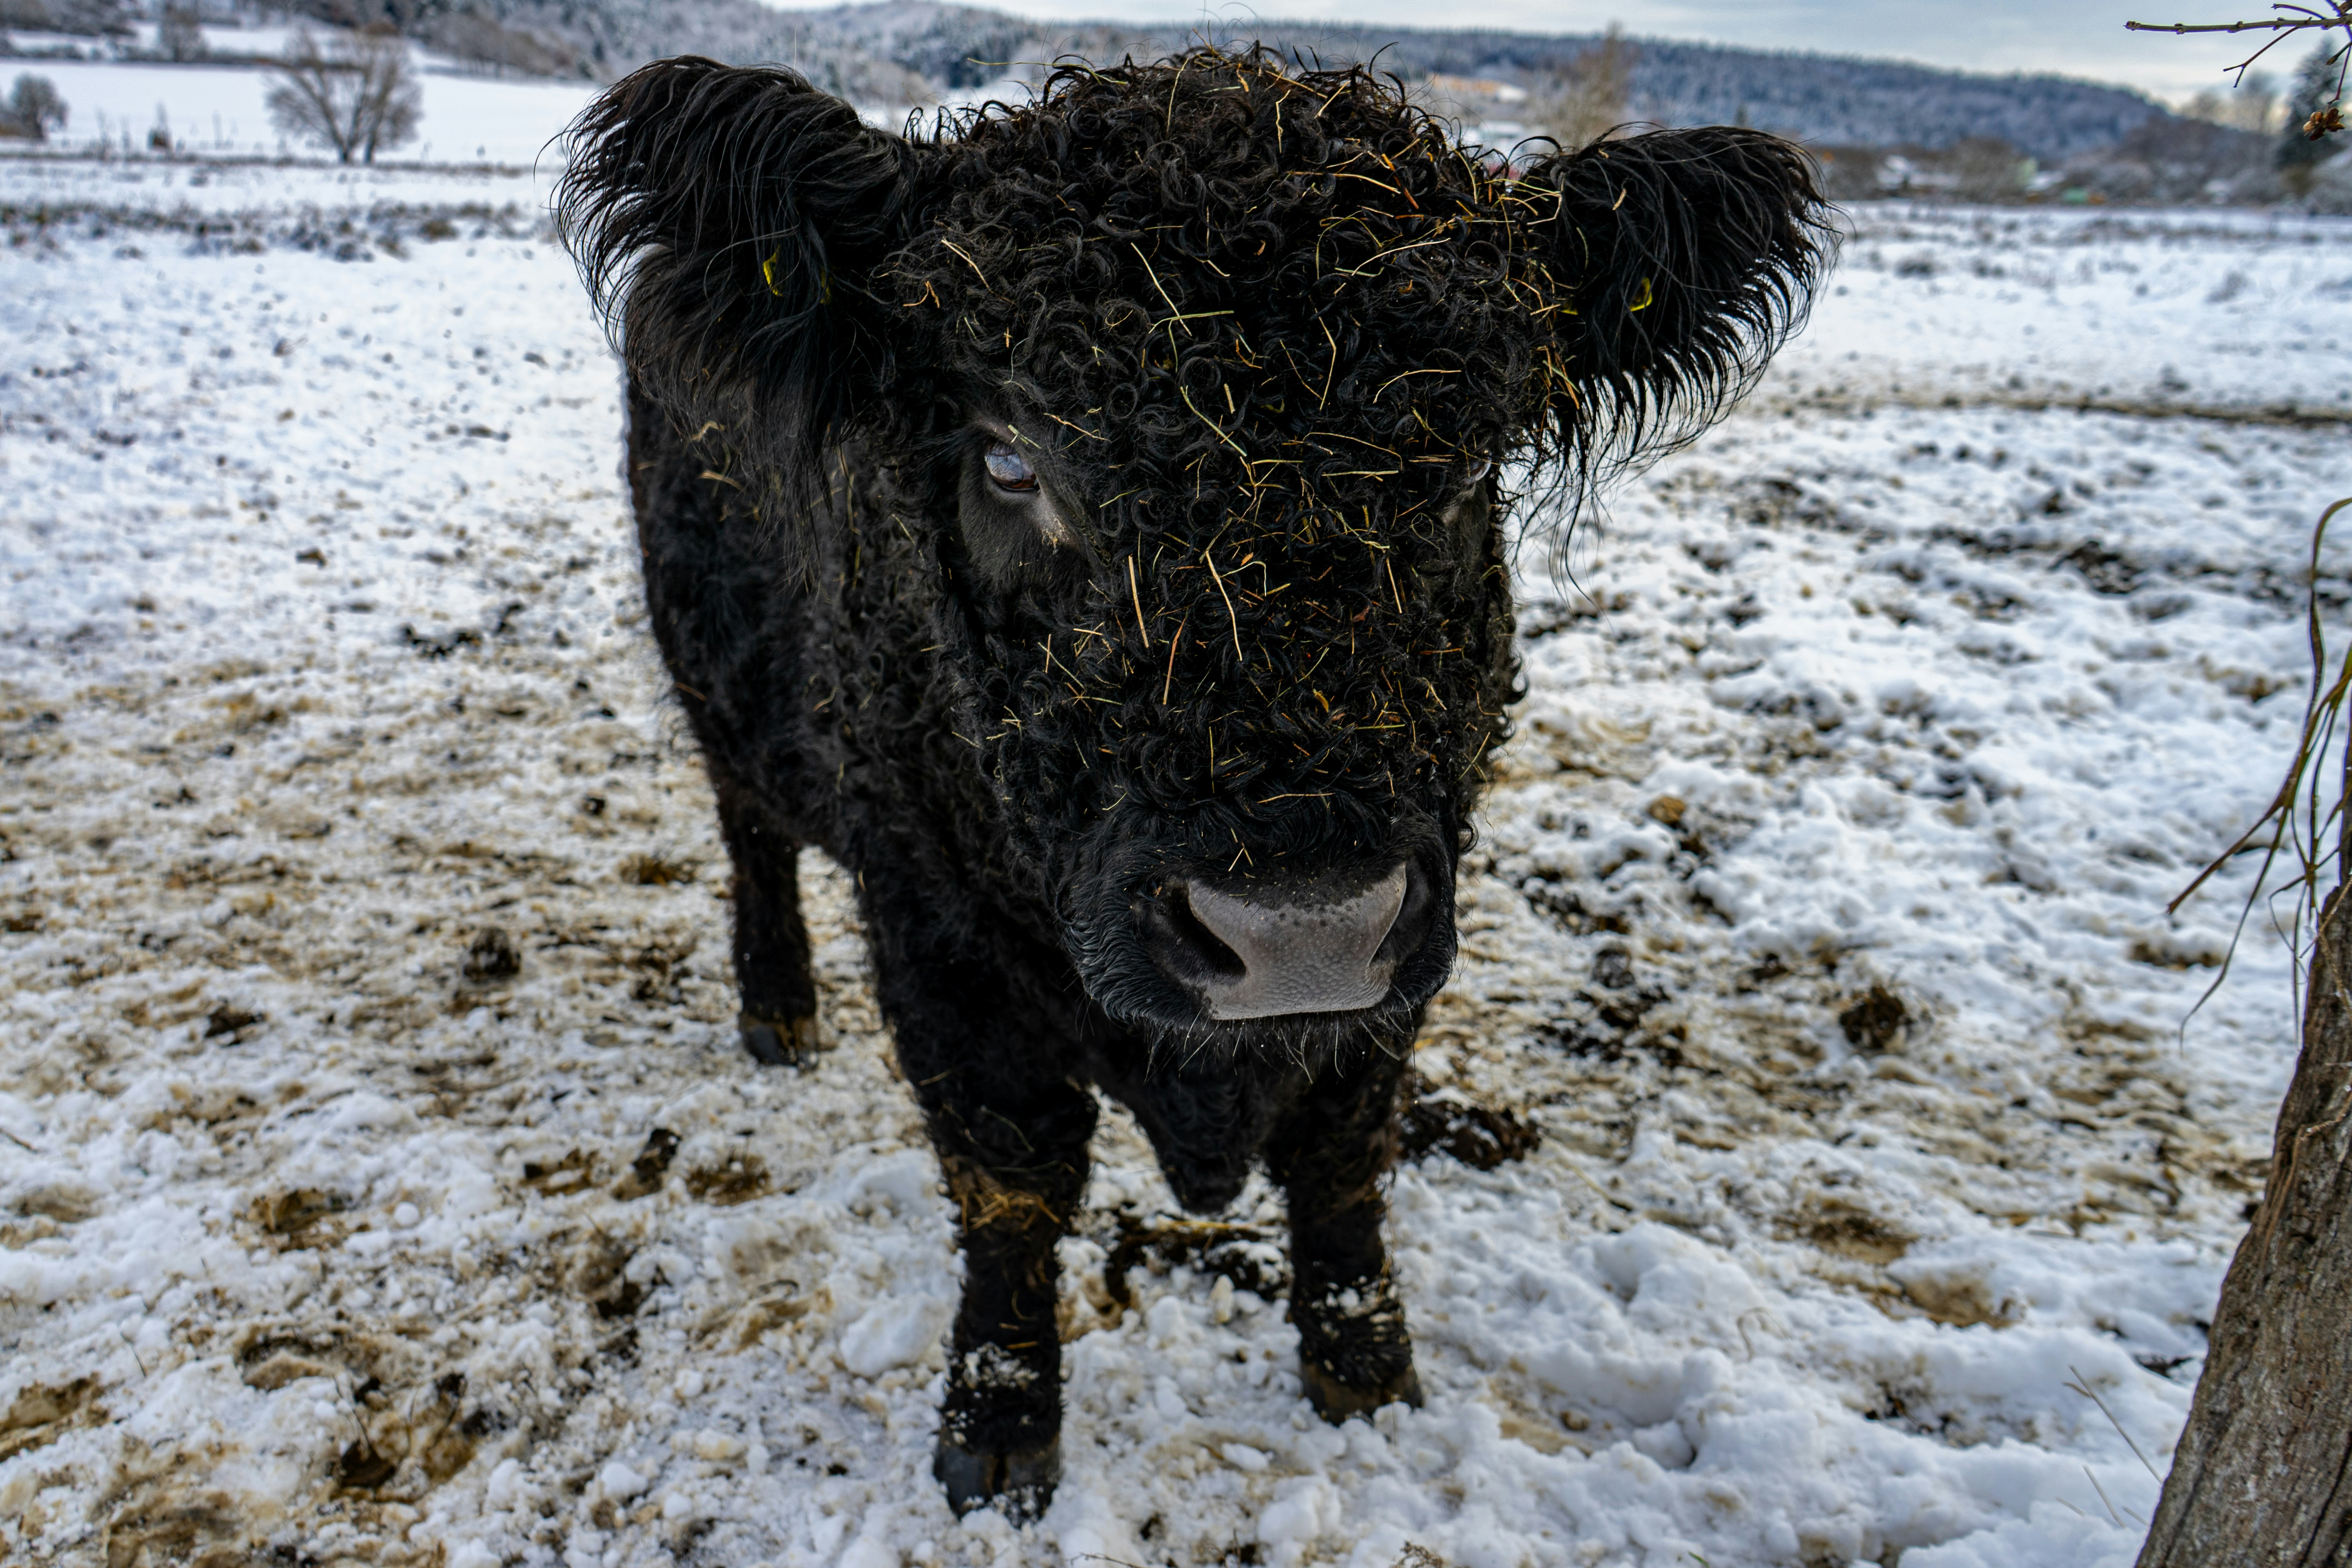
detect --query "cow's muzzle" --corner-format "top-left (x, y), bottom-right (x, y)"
top-left (1138, 858), bottom-right (1439, 1021)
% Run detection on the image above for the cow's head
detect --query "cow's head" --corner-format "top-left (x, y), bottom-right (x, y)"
top-left (559, 49), bottom-right (1829, 1054)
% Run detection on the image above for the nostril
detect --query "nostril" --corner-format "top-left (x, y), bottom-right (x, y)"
top-left (1165, 886), bottom-right (1246, 979)
top-left (1139, 881), bottom-right (1245, 985)
top-left (1372, 859), bottom-right (1434, 969)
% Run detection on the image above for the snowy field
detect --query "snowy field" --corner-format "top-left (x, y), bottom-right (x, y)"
top-left (0, 47), bottom-right (601, 166)
top-left (0, 40), bottom-right (951, 165)
top-left (3, 159), bottom-right (2348, 1568)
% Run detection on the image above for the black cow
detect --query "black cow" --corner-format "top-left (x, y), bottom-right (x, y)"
top-left (556, 48), bottom-right (1828, 1518)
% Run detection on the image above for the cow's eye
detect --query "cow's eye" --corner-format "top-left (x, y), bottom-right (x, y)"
top-left (1461, 457), bottom-right (1492, 485)
top-left (960, 432), bottom-right (1084, 579)
top-left (984, 442), bottom-right (1038, 492)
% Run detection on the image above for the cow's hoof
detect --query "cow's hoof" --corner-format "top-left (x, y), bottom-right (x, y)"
top-left (739, 1011), bottom-right (820, 1068)
top-left (1294, 1273), bottom-right (1422, 1422)
top-left (1300, 1356), bottom-right (1424, 1423)
top-left (934, 1436), bottom-right (1058, 1520)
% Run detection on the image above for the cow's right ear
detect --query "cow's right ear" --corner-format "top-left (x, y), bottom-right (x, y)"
top-left (557, 57), bottom-right (926, 523)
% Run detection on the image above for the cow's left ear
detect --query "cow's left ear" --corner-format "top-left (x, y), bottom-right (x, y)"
top-left (557, 57), bottom-right (930, 531)
top-left (1519, 126), bottom-right (1833, 480)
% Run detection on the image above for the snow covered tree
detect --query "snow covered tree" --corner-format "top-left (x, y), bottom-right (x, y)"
top-left (266, 25), bottom-right (421, 164)
top-left (2277, 44), bottom-right (2343, 191)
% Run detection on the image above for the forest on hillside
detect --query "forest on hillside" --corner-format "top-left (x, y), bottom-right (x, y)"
top-left (5, 0), bottom-right (2175, 161)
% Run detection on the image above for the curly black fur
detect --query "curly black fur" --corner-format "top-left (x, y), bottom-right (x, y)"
top-left (562, 59), bottom-right (930, 534)
top-left (1521, 126), bottom-right (1836, 505)
top-left (558, 47), bottom-right (1829, 1517)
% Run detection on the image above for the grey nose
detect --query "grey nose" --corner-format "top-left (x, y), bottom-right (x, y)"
top-left (1177, 864), bottom-right (1409, 1020)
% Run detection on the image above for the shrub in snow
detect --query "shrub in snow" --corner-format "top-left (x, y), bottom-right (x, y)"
top-left (2, 73), bottom-right (67, 142)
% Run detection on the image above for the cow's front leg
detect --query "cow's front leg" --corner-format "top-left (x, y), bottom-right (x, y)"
top-left (1267, 1043), bottom-right (1423, 1421)
top-left (932, 1143), bottom-right (1086, 1517)
top-left (870, 933), bottom-right (1095, 1519)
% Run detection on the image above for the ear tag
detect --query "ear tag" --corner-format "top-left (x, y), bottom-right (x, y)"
top-left (761, 249), bottom-right (785, 298)
top-left (818, 269), bottom-right (833, 305)
top-left (1629, 276), bottom-right (1653, 312)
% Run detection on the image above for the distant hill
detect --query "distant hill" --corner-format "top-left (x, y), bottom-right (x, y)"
top-left (297, 0), bottom-right (2171, 162)
top-left (1096, 22), bottom-right (2165, 161)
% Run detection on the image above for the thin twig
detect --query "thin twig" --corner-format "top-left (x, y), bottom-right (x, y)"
top-left (1559, 1154), bottom-right (1634, 1214)
top-left (2128, 4), bottom-right (2352, 86)
top-left (2085, 1466), bottom-right (2125, 1528)
top-left (2066, 1364), bottom-right (2162, 1481)
top-left (2173, 495), bottom-right (2352, 1034)
top-left (2127, 17), bottom-right (2333, 33)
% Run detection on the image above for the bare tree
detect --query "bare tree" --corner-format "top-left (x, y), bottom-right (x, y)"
top-left (1534, 24), bottom-right (1639, 150)
top-left (266, 25), bottom-right (421, 165)
top-left (2120, 9), bottom-right (2352, 1564)
top-left (158, 3), bottom-right (205, 64)
top-left (2140, 508), bottom-right (2352, 1568)
top-left (417, 10), bottom-right (574, 79)
top-left (2183, 68), bottom-right (2281, 131)
top-left (3, 73), bottom-right (67, 142)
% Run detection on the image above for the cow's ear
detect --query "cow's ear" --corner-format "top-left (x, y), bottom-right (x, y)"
top-left (1520, 126), bottom-right (1832, 489)
top-left (557, 57), bottom-right (927, 525)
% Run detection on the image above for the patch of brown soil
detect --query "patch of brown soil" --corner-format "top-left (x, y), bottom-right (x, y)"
top-left (0, 1376), bottom-right (105, 1462)
top-left (684, 1154), bottom-right (770, 1207)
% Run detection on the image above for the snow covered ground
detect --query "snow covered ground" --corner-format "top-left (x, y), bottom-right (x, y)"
top-left (2, 165), bottom-right (2346, 1568)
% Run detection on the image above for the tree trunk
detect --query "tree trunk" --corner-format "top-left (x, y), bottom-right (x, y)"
top-left (2136, 886), bottom-right (2352, 1566)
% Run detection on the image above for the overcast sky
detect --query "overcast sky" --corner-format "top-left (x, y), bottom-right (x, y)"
top-left (765, 1), bottom-right (2309, 103)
